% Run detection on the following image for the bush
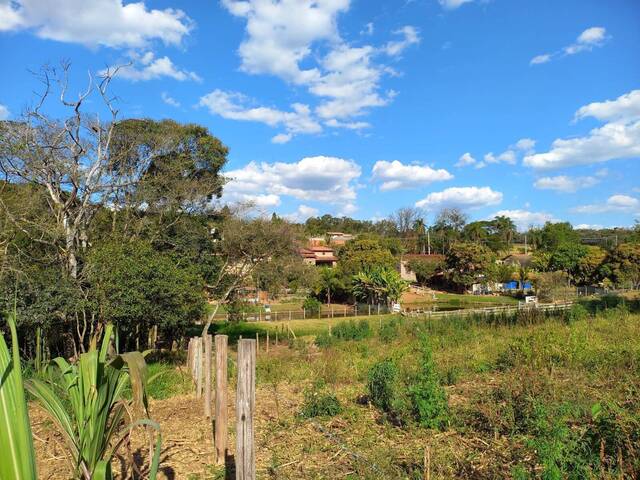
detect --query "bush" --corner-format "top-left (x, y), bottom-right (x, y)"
top-left (300, 381), bottom-right (342, 418)
top-left (379, 320), bottom-right (399, 343)
top-left (409, 337), bottom-right (449, 429)
top-left (368, 359), bottom-right (400, 412)
top-left (567, 304), bottom-right (589, 323)
top-left (332, 319), bottom-right (371, 341)
top-left (314, 330), bottom-right (335, 348)
top-left (303, 296), bottom-right (322, 315)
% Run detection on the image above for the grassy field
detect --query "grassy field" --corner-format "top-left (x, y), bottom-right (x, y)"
top-left (32, 296), bottom-right (640, 479)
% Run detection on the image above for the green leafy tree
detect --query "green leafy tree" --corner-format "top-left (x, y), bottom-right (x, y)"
top-left (87, 240), bottom-right (205, 350)
top-left (406, 257), bottom-right (443, 286)
top-left (337, 238), bottom-right (396, 279)
top-left (444, 242), bottom-right (496, 290)
top-left (538, 222), bottom-right (580, 252)
top-left (600, 243), bottom-right (640, 288)
top-left (548, 243), bottom-right (588, 284)
top-left (574, 246), bottom-right (606, 285)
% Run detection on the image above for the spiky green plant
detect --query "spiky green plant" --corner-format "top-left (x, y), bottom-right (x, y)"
top-left (27, 324), bottom-right (161, 480)
top-left (0, 312), bottom-right (37, 480)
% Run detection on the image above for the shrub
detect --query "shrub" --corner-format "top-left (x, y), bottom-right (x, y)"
top-left (567, 304), bottom-right (589, 323)
top-left (367, 359), bottom-right (399, 412)
top-left (300, 381), bottom-right (342, 418)
top-left (303, 296), bottom-right (322, 315)
top-left (314, 330), bottom-right (335, 348)
top-left (409, 337), bottom-right (449, 430)
top-left (332, 319), bottom-right (371, 341)
top-left (379, 320), bottom-right (399, 343)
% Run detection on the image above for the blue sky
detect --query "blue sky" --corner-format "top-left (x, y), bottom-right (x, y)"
top-left (1, 0), bottom-right (639, 229)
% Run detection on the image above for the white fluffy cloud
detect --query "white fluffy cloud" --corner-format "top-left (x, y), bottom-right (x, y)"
top-left (534, 173), bottom-right (603, 193)
top-left (491, 209), bottom-right (557, 231)
top-left (572, 195), bottom-right (640, 214)
top-left (0, 104), bottom-right (9, 120)
top-left (530, 26), bottom-right (608, 65)
top-left (0, 0), bottom-right (192, 48)
top-left (114, 52), bottom-right (201, 82)
top-left (383, 26), bottom-right (420, 56)
top-left (219, 0), bottom-right (419, 134)
top-left (574, 89), bottom-right (640, 123)
top-left (458, 138), bottom-right (534, 169)
top-left (311, 44), bottom-right (393, 120)
top-left (455, 152), bottom-right (476, 167)
top-left (221, 156), bottom-right (362, 209)
top-left (415, 186), bottom-right (502, 210)
top-left (484, 150), bottom-right (516, 165)
top-left (524, 89), bottom-right (640, 169)
top-left (372, 160), bottom-right (453, 191)
top-left (199, 89), bottom-right (322, 143)
top-left (283, 204), bottom-right (319, 222)
top-left (221, 0), bottom-right (347, 84)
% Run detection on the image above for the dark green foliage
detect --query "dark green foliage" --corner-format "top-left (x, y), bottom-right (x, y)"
top-left (367, 359), bottom-right (400, 412)
top-left (336, 238), bottom-right (396, 279)
top-left (87, 240), bottom-right (205, 350)
top-left (367, 338), bottom-right (448, 429)
top-left (409, 337), bottom-right (449, 429)
top-left (303, 296), bottom-right (322, 315)
top-left (331, 319), bottom-right (371, 341)
top-left (379, 320), bottom-right (399, 343)
top-left (567, 304), bottom-right (589, 323)
top-left (406, 258), bottom-right (442, 286)
top-left (445, 242), bottom-right (496, 290)
top-left (300, 381), bottom-right (342, 418)
top-left (314, 331), bottom-right (335, 348)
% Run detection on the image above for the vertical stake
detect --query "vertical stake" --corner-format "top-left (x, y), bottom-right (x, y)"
top-left (236, 339), bottom-right (256, 480)
top-left (204, 334), bottom-right (212, 418)
top-left (214, 335), bottom-right (228, 466)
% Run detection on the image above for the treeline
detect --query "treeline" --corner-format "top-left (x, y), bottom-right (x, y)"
top-left (0, 66), bottom-right (310, 359)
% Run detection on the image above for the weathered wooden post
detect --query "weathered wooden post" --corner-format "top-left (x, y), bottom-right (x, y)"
top-left (275, 330), bottom-right (278, 345)
top-left (204, 334), bottom-right (212, 418)
top-left (266, 330), bottom-right (269, 353)
top-left (255, 332), bottom-right (259, 354)
top-left (236, 339), bottom-right (256, 480)
top-left (196, 337), bottom-right (204, 398)
top-left (215, 335), bottom-right (228, 465)
top-left (303, 307), bottom-right (306, 319)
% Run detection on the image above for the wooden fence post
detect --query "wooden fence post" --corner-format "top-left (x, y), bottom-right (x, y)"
top-left (214, 335), bottom-right (228, 466)
top-left (255, 332), bottom-right (259, 355)
top-left (204, 334), bottom-right (212, 419)
top-left (266, 330), bottom-right (269, 353)
top-left (196, 337), bottom-right (204, 398)
top-left (236, 339), bottom-right (256, 480)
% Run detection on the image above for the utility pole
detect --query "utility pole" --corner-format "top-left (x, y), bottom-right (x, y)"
top-left (427, 229), bottom-right (431, 255)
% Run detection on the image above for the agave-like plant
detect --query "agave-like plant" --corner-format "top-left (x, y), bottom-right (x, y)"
top-left (0, 312), bottom-right (37, 480)
top-left (27, 324), bottom-right (162, 480)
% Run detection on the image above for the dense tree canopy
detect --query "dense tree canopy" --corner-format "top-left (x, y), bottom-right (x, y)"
top-left (444, 242), bottom-right (496, 290)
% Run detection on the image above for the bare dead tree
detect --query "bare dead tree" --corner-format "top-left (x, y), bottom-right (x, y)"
top-left (0, 62), bottom-right (164, 278)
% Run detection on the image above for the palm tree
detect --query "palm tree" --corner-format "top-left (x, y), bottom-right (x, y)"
top-left (413, 218), bottom-right (427, 254)
top-left (493, 216), bottom-right (517, 250)
top-left (317, 267), bottom-right (342, 305)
